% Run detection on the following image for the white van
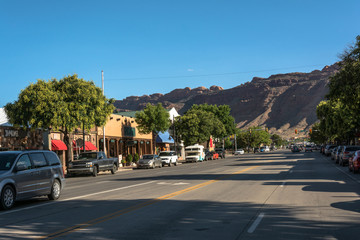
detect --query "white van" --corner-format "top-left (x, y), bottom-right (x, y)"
top-left (185, 144), bottom-right (205, 163)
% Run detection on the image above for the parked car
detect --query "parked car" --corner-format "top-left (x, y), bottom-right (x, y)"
top-left (349, 150), bottom-right (360, 173)
top-left (67, 151), bottom-right (119, 177)
top-left (234, 149), bottom-right (245, 155)
top-left (339, 146), bottom-right (360, 166)
top-left (215, 148), bottom-right (226, 159)
top-left (330, 147), bottom-right (338, 160)
top-left (260, 146), bottom-right (270, 152)
top-left (324, 145), bottom-right (337, 156)
top-left (205, 151), bottom-right (219, 160)
top-left (137, 154), bottom-right (162, 169)
top-left (0, 150), bottom-right (66, 210)
top-left (270, 146), bottom-right (277, 151)
top-left (159, 151), bottom-right (178, 167)
top-left (304, 145), bottom-right (313, 152)
top-left (291, 146), bottom-right (300, 152)
top-left (334, 146), bottom-right (344, 164)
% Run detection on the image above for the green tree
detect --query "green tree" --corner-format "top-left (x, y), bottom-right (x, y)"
top-left (321, 35), bottom-right (360, 143)
top-left (189, 104), bottom-right (235, 138)
top-left (241, 127), bottom-right (271, 152)
top-left (135, 103), bottom-right (171, 153)
top-left (309, 122), bottom-right (327, 144)
top-left (316, 99), bottom-right (353, 143)
top-left (175, 109), bottom-right (225, 146)
top-left (271, 134), bottom-right (286, 147)
top-left (224, 137), bottom-right (233, 149)
top-left (5, 74), bottom-right (114, 164)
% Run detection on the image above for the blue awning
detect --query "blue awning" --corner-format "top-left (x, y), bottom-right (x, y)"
top-left (156, 131), bottom-right (174, 143)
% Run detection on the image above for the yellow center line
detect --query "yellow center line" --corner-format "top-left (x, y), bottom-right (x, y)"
top-left (40, 165), bottom-right (259, 239)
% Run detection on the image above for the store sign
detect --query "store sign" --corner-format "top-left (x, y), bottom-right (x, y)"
top-left (5, 129), bottom-right (19, 137)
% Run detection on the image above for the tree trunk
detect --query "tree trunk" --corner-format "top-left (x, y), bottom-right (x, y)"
top-left (153, 132), bottom-right (158, 154)
top-left (62, 127), bottom-right (73, 169)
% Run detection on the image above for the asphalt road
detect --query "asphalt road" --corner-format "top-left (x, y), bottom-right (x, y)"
top-left (1, 150), bottom-right (360, 240)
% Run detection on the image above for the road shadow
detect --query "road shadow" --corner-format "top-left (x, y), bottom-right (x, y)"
top-left (1, 197), bottom-right (360, 240)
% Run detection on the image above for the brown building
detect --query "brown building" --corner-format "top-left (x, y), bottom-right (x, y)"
top-left (0, 108), bottom-right (153, 167)
top-left (98, 113), bottom-right (153, 159)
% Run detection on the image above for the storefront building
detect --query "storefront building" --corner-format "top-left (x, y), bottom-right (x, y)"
top-left (1, 108), bottom-right (153, 163)
top-left (98, 113), bottom-right (153, 159)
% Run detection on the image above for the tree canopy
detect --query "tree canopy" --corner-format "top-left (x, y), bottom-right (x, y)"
top-left (174, 104), bottom-right (232, 146)
top-left (135, 103), bottom-right (171, 135)
top-left (5, 74), bottom-right (114, 162)
top-left (235, 126), bottom-right (272, 151)
top-left (189, 104), bottom-right (235, 138)
top-left (174, 110), bottom-right (225, 146)
top-left (316, 35), bottom-right (360, 144)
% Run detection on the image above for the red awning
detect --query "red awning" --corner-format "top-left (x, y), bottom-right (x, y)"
top-left (51, 140), bottom-right (68, 151)
top-left (73, 141), bottom-right (97, 151)
top-left (84, 141), bottom-right (97, 151)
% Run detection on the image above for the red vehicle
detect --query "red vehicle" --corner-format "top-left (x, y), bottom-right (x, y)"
top-left (206, 151), bottom-right (219, 160)
top-left (349, 150), bottom-right (360, 173)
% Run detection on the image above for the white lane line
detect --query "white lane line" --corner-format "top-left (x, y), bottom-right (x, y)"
top-left (335, 166), bottom-right (360, 184)
top-left (248, 213), bottom-right (265, 233)
top-left (0, 181), bottom-right (156, 216)
top-left (280, 181), bottom-right (286, 187)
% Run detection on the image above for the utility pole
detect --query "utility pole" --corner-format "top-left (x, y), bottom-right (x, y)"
top-left (173, 115), bottom-right (176, 154)
top-left (234, 120), bottom-right (237, 152)
top-left (83, 122), bottom-right (85, 153)
top-left (102, 70), bottom-right (106, 156)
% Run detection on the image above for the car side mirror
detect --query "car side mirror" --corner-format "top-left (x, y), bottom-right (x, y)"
top-left (15, 164), bottom-right (28, 172)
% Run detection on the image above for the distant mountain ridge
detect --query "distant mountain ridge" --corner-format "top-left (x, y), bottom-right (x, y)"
top-left (114, 63), bottom-right (340, 137)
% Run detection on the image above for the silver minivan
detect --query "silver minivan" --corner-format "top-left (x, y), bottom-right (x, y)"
top-left (0, 150), bottom-right (66, 210)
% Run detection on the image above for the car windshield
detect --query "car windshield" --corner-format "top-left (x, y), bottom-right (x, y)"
top-left (78, 153), bottom-right (97, 160)
top-left (187, 153), bottom-right (199, 156)
top-left (0, 153), bottom-right (20, 170)
top-left (159, 152), bottom-right (171, 156)
top-left (142, 155), bottom-right (154, 159)
top-left (346, 147), bottom-right (360, 151)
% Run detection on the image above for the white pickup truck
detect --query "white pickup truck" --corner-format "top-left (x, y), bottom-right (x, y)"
top-left (159, 151), bottom-right (178, 167)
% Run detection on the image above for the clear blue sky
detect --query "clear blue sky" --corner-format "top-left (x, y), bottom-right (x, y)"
top-left (1, 0), bottom-right (359, 107)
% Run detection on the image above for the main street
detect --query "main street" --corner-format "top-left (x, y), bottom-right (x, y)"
top-left (1, 150), bottom-right (360, 240)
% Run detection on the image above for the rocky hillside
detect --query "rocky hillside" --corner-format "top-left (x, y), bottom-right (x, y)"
top-left (114, 64), bottom-right (340, 137)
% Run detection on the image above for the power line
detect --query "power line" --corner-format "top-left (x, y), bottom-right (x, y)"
top-left (106, 64), bottom-right (325, 81)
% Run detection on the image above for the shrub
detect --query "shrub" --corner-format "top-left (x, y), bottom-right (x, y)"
top-left (133, 153), bottom-right (139, 163)
top-left (126, 154), bottom-right (133, 165)
top-left (121, 159), bottom-right (126, 166)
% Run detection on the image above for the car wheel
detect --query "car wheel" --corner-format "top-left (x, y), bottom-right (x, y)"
top-left (111, 164), bottom-right (117, 174)
top-left (48, 179), bottom-right (61, 200)
top-left (92, 166), bottom-right (98, 177)
top-left (1, 185), bottom-right (15, 210)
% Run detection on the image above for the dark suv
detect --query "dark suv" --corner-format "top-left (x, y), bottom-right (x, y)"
top-left (0, 150), bottom-right (66, 210)
top-left (215, 148), bottom-right (226, 159)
